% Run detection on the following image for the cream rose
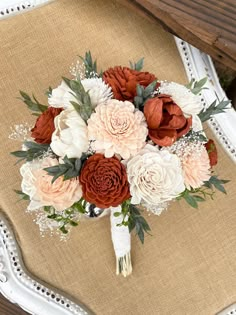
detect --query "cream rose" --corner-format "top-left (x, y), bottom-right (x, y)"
top-left (48, 81), bottom-right (76, 108)
top-left (87, 99), bottom-right (148, 159)
top-left (126, 144), bottom-right (185, 205)
top-left (21, 157), bottom-right (82, 211)
top-left (50, 108), bottom-right (89, 158)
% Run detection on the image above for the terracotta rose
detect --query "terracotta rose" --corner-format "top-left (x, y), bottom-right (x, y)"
top-left (103, 66), bottom-right (157, 102)
top-left (31, 107), bottom-right (63, 144)
top-left (205, 139), bottom-right (218, 166)
top-left (80, 154), bottom-right (130, 208)
top-left (144, 95), bottom-right (192, 146)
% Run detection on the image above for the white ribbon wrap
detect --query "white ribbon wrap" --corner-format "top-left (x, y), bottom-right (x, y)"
top-left (110, 206), bottom-right (132, 277)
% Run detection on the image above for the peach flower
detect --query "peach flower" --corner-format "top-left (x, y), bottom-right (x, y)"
top-left (182, 146), bottom-right (211, 190)
top-left (87, 99), bottom-right (148, 159)
top-left (21, 157), bottom-right (82, 211)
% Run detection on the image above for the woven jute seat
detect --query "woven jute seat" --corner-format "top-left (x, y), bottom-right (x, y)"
top-left (0, 1), bottom-right (236, 314)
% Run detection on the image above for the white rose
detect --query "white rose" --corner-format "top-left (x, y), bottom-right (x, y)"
top-left (48, 81), bottom-right (76, 108)
top-left (126, 144), bottom-right (185, 206)
top-left (50, 108), bottom-right (89, 158)
top-left (81, 77), bottom-right (112, 108)
top-left (159, 81), bottom-right (203, 117)
top-left (20, 160), bottom-right (43, 211)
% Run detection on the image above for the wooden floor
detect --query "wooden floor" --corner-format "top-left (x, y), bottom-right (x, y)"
top-left (0, 293), bottom-right (28, 315)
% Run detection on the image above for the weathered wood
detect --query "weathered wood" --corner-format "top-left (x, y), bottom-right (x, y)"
top-left (120, 0), bottom-right (236, 70)
top-left (0, 294), bottom-right (28, 315)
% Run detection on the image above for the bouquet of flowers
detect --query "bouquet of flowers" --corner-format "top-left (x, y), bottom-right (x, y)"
top-left (11, 52), bottom-right (230, 277)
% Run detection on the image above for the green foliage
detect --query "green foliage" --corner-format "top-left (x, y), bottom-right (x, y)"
top-left (79, 51), bottom-right (102, 78)
top-left (14, 190), bottom-right (30, 201)
top-left (178, 175), bottom-right (229, 208)
top-left (62, 77), bottom-right (93, 121)
top-left (44, 202), bottom-right (84, 234)
top-left (134, 80), bottom-right (157, 110)
top-left (204, 175), bottom-right (230, 194)
top-left (184, 129), bottom-right (208, 143)
top-left (11, 141), bottom-right (50, 163)
top-left (185, 77), bottom-right (208, 95)
top-left (45, 86), bottom-right (52, 97)
top-left (44, 153), bottom-right (88, 183)
top-left (198, 99), bottom-right (231, 122)
top-left (129, 57), bottom-right (144, 71)
top-left (18, 91), bottom-right (48, 113)
top-left (116, 200), bottom-right (151, 244)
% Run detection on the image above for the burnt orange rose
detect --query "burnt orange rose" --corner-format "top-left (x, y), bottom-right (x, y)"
top-left (144, 95), bottom-right (192, 146)
top-left (103, 66), bottom-right (157, 102)
top-left (31, 107), bottom-right (63, 144)
top-left (205, 139), bottom-right (218, 166)
top-left (79, 154), bottom-right (130, 208)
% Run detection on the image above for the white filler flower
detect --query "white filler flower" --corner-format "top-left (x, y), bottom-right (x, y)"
top-left (126, 144), bottom-right (185, 206)
top-left (81, 77), bottom-right (112, 108)
top-left (51, 108), bottom-right (89, 158)
top-left (49, 78), bottom-right (112, 109)
top-left (159, 81), bottom-right (203, 117)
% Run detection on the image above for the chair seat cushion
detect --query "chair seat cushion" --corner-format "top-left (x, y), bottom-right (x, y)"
top-left (0, 1), bottom-right (236, 314)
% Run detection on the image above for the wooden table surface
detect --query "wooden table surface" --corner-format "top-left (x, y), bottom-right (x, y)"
top-left (121, 0), bottom-right (236, 70)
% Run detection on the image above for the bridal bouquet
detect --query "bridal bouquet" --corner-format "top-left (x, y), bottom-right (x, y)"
top-left (11, 52), bottom-right (229, 276)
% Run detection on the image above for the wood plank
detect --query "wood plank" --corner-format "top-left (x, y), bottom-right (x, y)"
top-left (121, 0), bottom-right (236, 70)
top-left (0, 294), bottom-right (28, 315)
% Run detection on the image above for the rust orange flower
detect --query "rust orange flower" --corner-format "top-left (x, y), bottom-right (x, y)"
top-left (205, 139), bottom-right (218, 166)
top-left (79, 154), bottom-right (130, 208)
top-left (31, 107), bottom-right (63, 144)
top-left (103, 66), bottom-right (157, 102)
top-left (144, 95), bottom-right (192, 146)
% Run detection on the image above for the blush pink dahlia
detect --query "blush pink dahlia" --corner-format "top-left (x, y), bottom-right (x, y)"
top-left (20, 157), bottom-right (82, 211)
top-left (87, 99), bottom-right (148, 159)
top-left (182, 146), bottom-right (211, 190)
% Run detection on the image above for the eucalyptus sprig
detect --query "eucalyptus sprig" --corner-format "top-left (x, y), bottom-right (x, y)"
top-left (44, 153), bottom-right (88, 183)
top-left (79, 51), bottom-right (102, 78)
top-left (178, 175), bottom-right (229, 208)
top-left (11, 141), bottom-right (50, 163)
top-left (18, 91), bottom-right (48, 114)
top-left (62, 77), bottom-right (93, 121)
top-left (129, 57), bottom-right (144, 71)
top-left (185, 77), bottom-right (208, 95)
top-left (114, 200), bottom-right (151, 244)
top-left (198, 99), bottom-right (231, 122)
top-left (14, 190), bottom-right (30, 201)
top-left (134, 80), bottom-right (158, 110)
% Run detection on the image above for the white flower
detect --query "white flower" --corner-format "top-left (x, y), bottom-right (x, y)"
top-left (48, 81), bottom-right (76, 108)
top-left (49, 78), bottom-right (112, 109)
top-left (20, 160), bottom-right (43, 210)
top-left (50, 108), bottom-right (89, 158)
top-left (81, 77), bottom-right (112, 108)
top-left (159, 81), bottom-right (203, 117)
top-left (126, 144), bottom-right (185, 207)
top-left (192, 114), bottom-right (203, 132)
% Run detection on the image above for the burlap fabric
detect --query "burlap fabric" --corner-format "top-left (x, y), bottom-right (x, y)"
top-left (0, 1), bottom-right (236, 314)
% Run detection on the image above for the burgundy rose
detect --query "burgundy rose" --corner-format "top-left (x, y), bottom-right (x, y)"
top-left (79, 154), bottom-right (130, 208)
top-left (205, 139), bottom-right (218, 166)
top-left (31, 107), bottom-right (63, 144)
top-left (103, 66), bottom-right (158, 102)
top-left (144, 95), bottom-right (192, 146)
